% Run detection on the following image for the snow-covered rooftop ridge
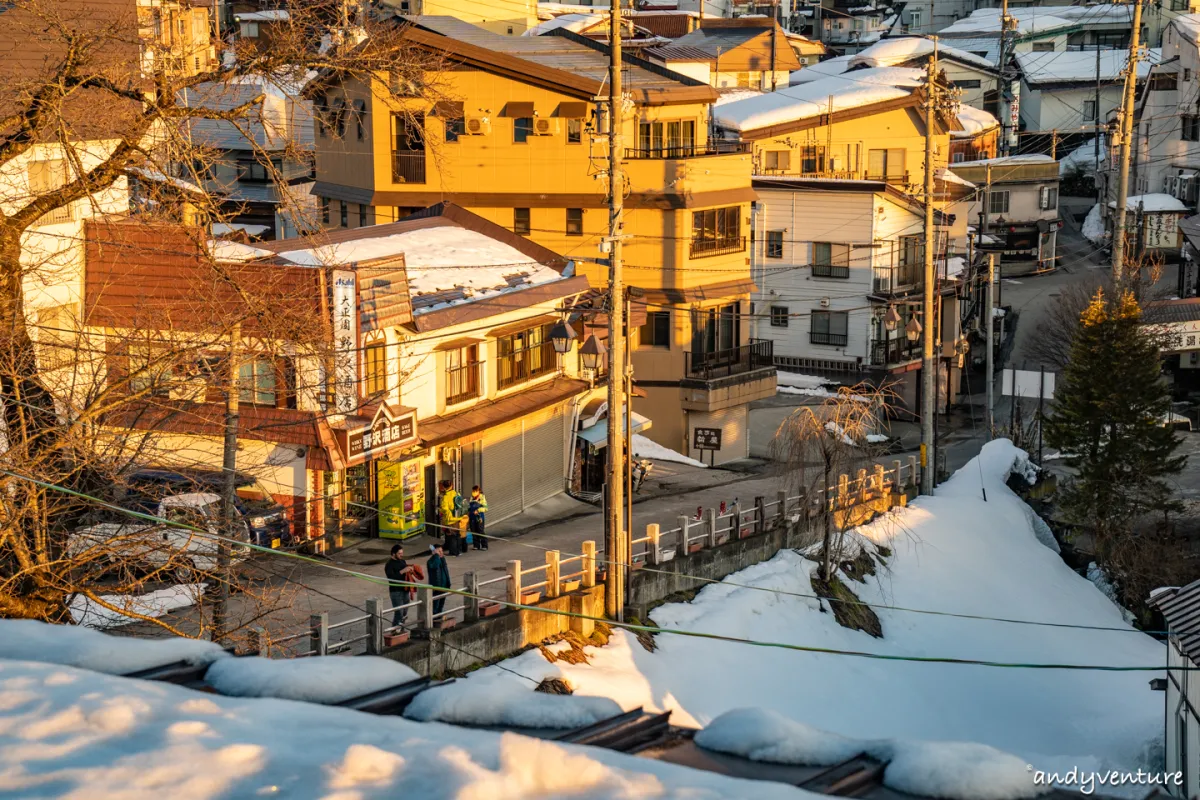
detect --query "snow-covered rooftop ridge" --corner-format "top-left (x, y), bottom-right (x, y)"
top-left (1017, 48), bottom-right (1160, 84)
top-left (940, 8), bottom-right (1075, 37)
top-left (696, 709), bottom-right (1043, 800)
top-left (205, 656), bottom-right (421, 704)
top-left (1107, 193), bottom-right (1189, 212)
top-left (274, 226), bottom-right (566, 316)
top-left (0, 618), bottom-right (229, 675)
top-left (954, 104), bottom-right (999, 137)
top-left (208, 239), bottom-right (276, 263)
top-left (789, 54), bottom-right (853, 84)
top-left (234, 9), bottom-right (289, 22)
top-left (716, 66), bottom-right (922, 132)
top-left (1173, 13), bottom-right (1200, 44)
top-left (523, 12), bottom-right (604, 36)
top-left (848, 37), bottom-right (995, 71)
top-left (404, 679), bottom-right (624, 728)
top-left (950, 153), bottom-right (1055, 168)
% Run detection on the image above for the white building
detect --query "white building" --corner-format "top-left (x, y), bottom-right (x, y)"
top-left (1017, 49), bottom-right (1158, 136)
top-left (1149, 580), bottom-right (1200, 799)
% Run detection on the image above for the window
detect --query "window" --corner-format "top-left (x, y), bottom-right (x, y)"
top-left (766, 230), bottom-right (784, 259)
top-left (27, 160), bottom-right (72, 225)
top-left (800, 144), bottom-right (826, 174)
top-left (1083, 99), bottom-right (1097, 122)
top-left (640, 311), bottom-right (671, 347)
top-left (1187, 68), bottom-right (1194, 82)
top-left (566, 208), bottom-right (583, 236)
top-left (1039, 186), bottom-right (1058, 211)
top-left (514, 116), bottom-right (533, 143)
top-left (988, 190), bottom-right (1010, 215)
top-left (238, 358), bottom-right (277, 406)
top-left (364, 342), bottom-right (387, 397)
top-left (1031, 41), bottom-right (1055, 52)
top-left (36, 305), bottom-right (77, 370)
top-left (445, 116), bottom-right (465, 143)
top-left (897, 235), bottom-right (923, 285)
top-left (497, 324), bottom-right (555, 389)
top-left (867, 148), bottom-right (906, 182)
top-left (354, 100), bottom-right (367, 141)
top-left (909, 9), bottom-right (921, 29)
top-left (359, 204), bottom-right (369, 227)
top-left (391, 113), bottom-right (426, 183)
top-left (514, 208), bottom-right (531, 235)
top-left (770, 306), bottom-right (788, 328)
top-left (811, 241), bottom-right (851, 278)
top-left (764, 150), bottom-right (790, 171)
top-left (332, 99), bottom-right (347, 138)
top-left (320, 197), bottom-right (330, 224)
top-left (1183, 115), bottom-right (1200, 142)
top-left (445, 344), bottom-right (481, 405)
top-left (810, 310), bottom-right (849, 346)
top-left (637, 119), bottom-right (697, 157)
top-left (236, 160), bottom-right (270, 183)
top-left (339, 201), bottom-right (348, 228)
top-left (953, 79), bottom-right (982, 89)
top-left (567, 117), bottom-right (583, 144)
top-left (690, 206), bottom-right (743, 257)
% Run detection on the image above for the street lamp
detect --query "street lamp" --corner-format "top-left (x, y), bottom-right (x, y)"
top-left (549, 320), bottom-right (578, 354)
top-left (905, 315), bottom-right (922, 343)
top-left (884, 306), bottom-right (902, 332)
top-left (579, 334), bottom-right (606, 371)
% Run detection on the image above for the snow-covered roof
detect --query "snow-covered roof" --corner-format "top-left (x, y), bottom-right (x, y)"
top-left (275, 226), bottom-right (566, 317)
top-left (128, 167), bottom-right (204, 195)
top-left (1059, 137), bottom-right (1106, 177)
top-left (522, 13), bottom-right (604, 36)
top-left (1107, 193), bottom-right (1188, 213)
top-left (1173, 14), bottom-right (1200, 44)
top-left (714, 89), bottom-right (764, 106)
top-left (789, 54), bottom-right (853, 84)
top-left (161, 492), bottom-right (221, 509)
top-left (234, 10), bottom-right (289, 22)
top-left (848, 37), bottom-right (995, 71)
top-left (937, 168), bottom-right (976, 189)
top-left (953, 104), bottom-right (999, 138)
top-left (951, 153), bottom-right (1055, 168)
top-left (940, 8), bottom-right (1074, 37)
top-left (1017, 48), bottom-right (1160, 85)
top-left (716, 66), bottom-right (921, 132)
top-left (209, 239), bottom-right (275, 263)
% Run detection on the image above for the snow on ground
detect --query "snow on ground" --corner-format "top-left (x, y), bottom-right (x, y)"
top-left (0, 619), bottom-right (229, 675)
top-left (0, 658), bottom-right (828, 800)
top-left (632, 433), bottom-right (707, 468)
top-left (776, 372), bottom-right (841, 399)
top-left (1082, 203), bottom-right (1106, 244)
top-left (405, 679), bottom-right (622, 728)
top-left (205, 655), bottom-right (420, 704)
top-left (438, 441), bottom-right (1164, 787)
top-left (70, 584), bottom-right (205, 630)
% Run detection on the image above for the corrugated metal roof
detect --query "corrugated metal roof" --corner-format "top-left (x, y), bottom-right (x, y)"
top-left (1142, 298), bottom-right (1200, 325)
top-left (1151, 580), bottom-right (1200, 662)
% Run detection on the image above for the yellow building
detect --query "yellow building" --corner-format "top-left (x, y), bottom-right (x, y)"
top-left (137, 0), bottom-right (215, 78)
top-left (378, 0), bottom-right (540, 36)
top-left (311, 16), bottom-right (775, 464)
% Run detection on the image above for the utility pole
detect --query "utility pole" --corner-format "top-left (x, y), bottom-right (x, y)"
top-left (1050, 129), bottom-right (1057, 160)
top-left (1111, 0), bottom-right (1145, 287)
top-left (1094, 41), bottom-right (1102, 171)
top-left (998, 0), bottom-right (1014, 155)
top-left (771, 0), bottom-right (780, 91)
top-left (920, 49), bottom-right (937, 496)
top-left (605, 0), bottom-right (627, 622)
top-left (985, 254), bottom-right (996, 439)
top-left (213, 321), bottom-right (240, 642)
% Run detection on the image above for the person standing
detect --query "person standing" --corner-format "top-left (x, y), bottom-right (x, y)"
top-left (427, 543), bottom-right (451, 617)
top-left (468, 485), bottom-right (488, 550)
top-left (439, 480), bottom-right (467, 556)
top-left (384, 544), bottom-right (416, 628)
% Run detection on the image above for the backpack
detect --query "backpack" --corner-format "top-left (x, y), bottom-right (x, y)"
top-left (453, 492), bottom-right (467, 517)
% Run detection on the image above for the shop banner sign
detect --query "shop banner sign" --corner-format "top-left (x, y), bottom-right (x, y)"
top-left (332, 269), bottom-right (358, 414)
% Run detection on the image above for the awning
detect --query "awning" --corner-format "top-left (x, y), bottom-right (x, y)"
top-left (577, 413), bottom-right (652, 450)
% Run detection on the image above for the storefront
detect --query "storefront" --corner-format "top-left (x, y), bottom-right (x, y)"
top-left (573, 399), bottom-right (653, 497)
top-left (330, 403), bottom-right (425, 539)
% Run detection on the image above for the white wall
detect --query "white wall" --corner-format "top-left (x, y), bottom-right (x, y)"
top-left (1021, 82), bottom-right (1123, 133)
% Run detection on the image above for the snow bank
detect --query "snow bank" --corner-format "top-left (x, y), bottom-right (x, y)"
top-left (0, 659), bottom-right (823, 800)
top-left (404, 679), bottom-right (623, 728)
top-left (70, 584), bottom-right (206, 630)
top-left (697, 709), bottom-right (1046, 800)
top-left (1082, 204), bottom-right (1106, 244)
top-left (446, 440), bottom-right (1165, 784)
top-left (204, 655), bottom-right (420, 704)
top-left (633, 434), bottom-right (707, 468)
top-left (0, 619), bottom-right (228, 675)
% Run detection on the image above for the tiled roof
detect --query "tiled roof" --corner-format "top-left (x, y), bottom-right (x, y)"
top-left (1142, 298), bottom-right (1200, 325)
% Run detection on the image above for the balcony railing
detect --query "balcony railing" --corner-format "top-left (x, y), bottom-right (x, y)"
top-left (810, 331), bottom-right (849, 347)
top-left (872, 263), bottom-right (924, 294)
top-left (497, 344), bottom-right (555, 390)
top-left (812, 263), bottom-right (850, 279)
top-left (690, 235), bottom-right (746, 259)
top-left (685, 339), bottom-right (774, 380)
top-left (625, 141), bottom-right (751, 159)
top-left (445, 361), bottom-right (482, 406)
top-left (870, 338), bottom-right (921, 367)
top-left (391, 151), bottom-right (426, 184)
top-left (865, 171), bottom-right (910, 186)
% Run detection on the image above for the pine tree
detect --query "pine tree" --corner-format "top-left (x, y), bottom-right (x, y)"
top-left (1045, 290), bottom-right (1186, 610)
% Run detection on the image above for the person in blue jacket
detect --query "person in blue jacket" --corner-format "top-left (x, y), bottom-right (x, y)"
top-left (468, 485), bottom-right (489, 551)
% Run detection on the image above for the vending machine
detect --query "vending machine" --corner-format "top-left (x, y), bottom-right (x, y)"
top-left (376, 459), bottom-right (425, 539)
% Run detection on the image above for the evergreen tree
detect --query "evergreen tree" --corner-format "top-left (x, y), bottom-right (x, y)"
top-left (1045, 290), bottom-right (1186, 611)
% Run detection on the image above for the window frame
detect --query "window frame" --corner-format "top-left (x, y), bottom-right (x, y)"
top-left (514, 207), bottom-right (531, 236)
top-left (988, 190), bottom-right (1011, 215)
top-left (811, 241), bottom-right (851, 278)
top-left (690, 206), bottom-right (743, 257)
top-left (445, 343), bottom-right (481, 405)
top-left (238, 357), bottom-right (278, 407)
top-left (766, 230), bottom-right (784, 259)
top-left (769, 305), bottom-right (789, 328)
top-left (809, 310), bottom-right (849, 347)
top-left (567, 117), bottom-right (583, 144)
top-left (496, 324), bottom-right (556, 390)
top-left (640, 311), bottom-right (671, 348)
top-left (364, 341), bottom-right (387, 398)
top-left (566, 208), bottom-right (583, 236)
top-left (513, 116), bottom-right (534, 143)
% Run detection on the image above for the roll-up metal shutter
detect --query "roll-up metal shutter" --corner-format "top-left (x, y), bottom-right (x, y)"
top-left (483, 419), bottom-right (524, 522)
top-left (521, 404), bottom-right (566, 509)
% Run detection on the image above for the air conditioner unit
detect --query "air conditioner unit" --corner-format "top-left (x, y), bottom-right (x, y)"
top-left (820, 297), bottom-right (831, 308)
top-left (533, 117), bottom-right (559, 136)
top-left (464, 116), bottom-right (491, 135)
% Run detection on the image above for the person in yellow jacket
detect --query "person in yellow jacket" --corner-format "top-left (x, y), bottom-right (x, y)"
top-left (438, 480), bottom-right (467, 556)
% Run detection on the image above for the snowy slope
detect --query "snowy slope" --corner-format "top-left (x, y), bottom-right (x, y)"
top-left (0, 658), bottom-right (827, 799)
top-left (438, 441), bottom-right (1164, 780)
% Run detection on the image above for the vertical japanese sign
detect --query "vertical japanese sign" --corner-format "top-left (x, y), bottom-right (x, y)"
top-left (332, 269), bottom-right (358, 414)
top-left (1008, 83), bottom-right (1020, 150)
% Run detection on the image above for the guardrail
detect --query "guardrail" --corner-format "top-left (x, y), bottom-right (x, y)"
top-left (288, 455), bottom-right (921, 658)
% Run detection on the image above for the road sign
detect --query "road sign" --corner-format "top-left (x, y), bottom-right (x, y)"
top-left (1001, 368), bottom-right (1055, 399)
top-left (693, 427), bottom-right (722, 451)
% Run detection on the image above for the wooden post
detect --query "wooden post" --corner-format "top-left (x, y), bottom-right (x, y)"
top-left (907, 455), bottom-right (918, 489)
top-left (247, 625), bottom-right (265, 657)
top-left (581, 542), bottom-right (596, 588)
top-left (874, 464), bottom-right (885, 497)
top-left (464, 571), bottom-right (479, 623)
top-left (646, 523), bottom-right (661, 565)
top-left (891, 459), bottom-right (902, 490)
top-left (507, 559), bottom-right (522, 604)
top-left (754, 496), bottom-right (766, 534)
top-left (545, 550), bottom-right (561, 599)
top-left (776, 490), bottom-right (788, 522)
top-left (678, 515), bottom-right (690, 552)
top-left (705, 507), bottom-right (718, 547)
top-left (366, 598), bottom-right (383, 655)
top-left (310, 612), bottom-right (328, 656)
top-left (856, 468), bottom-right (868, 502)
top-left (837, 474), bottom-right (849, 507)
top-left (417, 586), bottom-right (433, 629)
